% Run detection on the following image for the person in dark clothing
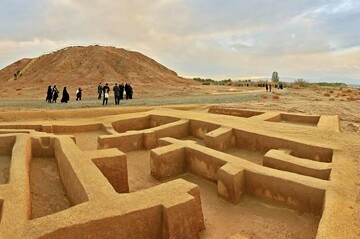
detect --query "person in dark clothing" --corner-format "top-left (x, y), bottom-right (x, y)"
top-left (61, 87), bottom-right (70, 103)
top-left (125, 83), bottom-right (129, 100)
top-left (76, 87), bottom-right (82, 101)
top-left (128, 83), bottom-right (133, 99)
top-left (46, 86), bottom-right (52, 103)
top-left (113, 83), bottom-right (121, 105)
top-left (119, 83), bottom-right (124, 100)
top-left (97, 83), bottom-right (102, 99)
top-left (102, 83), bottom-right (110, 105)
top-left (265, 84), bottom-right (268, 92)
top-left (125, 83), bottom-right (133, 99)
top-left (52, 85), bottom-right (59, 103)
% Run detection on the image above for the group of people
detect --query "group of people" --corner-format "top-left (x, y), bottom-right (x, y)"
top-left (265, 83), bottom-right (283, 92)
top-left (45, 82), bottom-right (134, 105)
top-left (46, 85), bottom-right (69, 103)
top-left (97, 82), bottom-right (133, 105)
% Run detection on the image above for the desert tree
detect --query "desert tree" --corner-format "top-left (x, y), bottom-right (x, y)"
top-left (271, 71), bottom-right (279, 83)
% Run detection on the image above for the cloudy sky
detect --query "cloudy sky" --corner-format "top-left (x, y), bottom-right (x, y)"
top-left (1, 0), bottom-right (359, 84)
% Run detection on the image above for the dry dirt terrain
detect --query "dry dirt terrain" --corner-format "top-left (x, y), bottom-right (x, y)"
top-left (0, 84), bottom-right (359, 239)
top-left (0, 84), bottom-right (359, 134)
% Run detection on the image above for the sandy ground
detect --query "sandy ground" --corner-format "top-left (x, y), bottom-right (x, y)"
top-left (0, 85), bottom-right (359, 238)
top-left (30, 157), bottom-right (70, 219)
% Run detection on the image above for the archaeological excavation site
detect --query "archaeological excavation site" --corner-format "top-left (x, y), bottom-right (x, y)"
top-left (0, 106), bottom-right (358, 239)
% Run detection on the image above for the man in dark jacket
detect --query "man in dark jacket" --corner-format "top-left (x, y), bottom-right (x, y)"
top-left (113, 83), bottom-right (121, 105)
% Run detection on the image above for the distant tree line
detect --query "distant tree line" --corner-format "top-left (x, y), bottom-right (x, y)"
top-left (192, 77), bottom-right (215, 83)
top-left (192, 74), bottom-right (347, 88)
top-left (193, 78), bottom-right (232, 85)
top-left (292, 79), bottom-right (347, 88)
top-left (192, 77), bottom-right (284, 86)
top-left (315, 82), bottom-right (346, 87)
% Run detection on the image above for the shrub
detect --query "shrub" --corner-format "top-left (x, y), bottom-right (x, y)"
top-left (347, 97), bottom-right (358, 101)
top-left (293, 79), bottom-right (309, 87)
top-left (273, 95), bottom-right (280, 100)
top-left (342, 88), bottom-right (353, 94)
top-left (310, 84), bottom-right (319, 90)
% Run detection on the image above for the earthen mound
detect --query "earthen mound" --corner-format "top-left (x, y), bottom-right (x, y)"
top-left (0, 45), bottom-right (199, 98)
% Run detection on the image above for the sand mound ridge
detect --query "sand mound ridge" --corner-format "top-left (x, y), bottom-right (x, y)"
top-left (0, 45), bottom-right (199, 98)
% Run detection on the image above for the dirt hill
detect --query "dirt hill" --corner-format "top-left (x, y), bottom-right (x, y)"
top-left (0, 45), bottom-right (199, 98)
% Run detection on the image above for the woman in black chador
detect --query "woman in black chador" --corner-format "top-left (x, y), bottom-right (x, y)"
top-left (61, 87), bottom-right (70, 103)
top-left (46, 85), bottom-right (52, 103)
top-left (52, 85), bottom-right (59, 103)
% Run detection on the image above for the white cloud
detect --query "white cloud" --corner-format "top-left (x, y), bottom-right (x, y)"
top-left (52, 0), bottom-right (73, 6)
top-left (0, 38), bottom-right (62, 48)
top-left (0, 38), bottom-right (72, 65)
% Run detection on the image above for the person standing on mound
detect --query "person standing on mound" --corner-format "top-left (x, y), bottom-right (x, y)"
top-left (61, 87), bottom-right (70, 103)
top-left (102, 83), bottom-right (110, 105)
